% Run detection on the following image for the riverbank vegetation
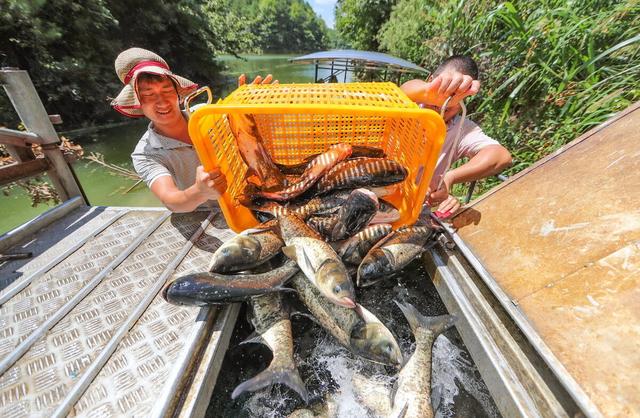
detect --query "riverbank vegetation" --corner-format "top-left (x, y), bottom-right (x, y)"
top-left (0, 0), bottom-right (328, 129)
top-left (336, 0), bottom-right (640, 188)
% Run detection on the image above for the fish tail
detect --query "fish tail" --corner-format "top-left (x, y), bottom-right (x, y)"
top-left (394, 300), bottom-right (457, 338)
top-left (231, 364), bottom-right (309, 403)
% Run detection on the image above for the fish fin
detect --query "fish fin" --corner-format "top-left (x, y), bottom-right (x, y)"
top-left (389, 399), bottom-right (409, 418)
top-left (231, 365), bottom-right (309, 404)
top-left (357, 275), bottom-right (390, 288)
top-left (282, 245), bottom-right (298, 261)
top-left (301, 247), bottom-right (317, 274)
top-left (394, 300), bottom-right (457, 337)
top-left (353, 303), bottom-right (382, 325)
top-left (238, 331), bottom-right (265, 346)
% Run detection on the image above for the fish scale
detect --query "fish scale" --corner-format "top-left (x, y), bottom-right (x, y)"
top-left (316, 158), bottom-right (408, 193)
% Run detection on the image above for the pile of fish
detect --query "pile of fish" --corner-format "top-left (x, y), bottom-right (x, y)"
top-left (163, 138), bottom-right (455, 417)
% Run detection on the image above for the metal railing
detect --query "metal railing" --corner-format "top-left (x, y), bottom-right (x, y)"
top-left (0, 68), bottom-right (85, 202)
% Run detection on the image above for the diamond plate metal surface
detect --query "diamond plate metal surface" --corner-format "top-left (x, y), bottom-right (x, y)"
top-left (0, 210), bottom-right (233, 417)
top-left (0, 207), bottom-right (127, 292)
top-left (72, 213), bottom-right (229, 417)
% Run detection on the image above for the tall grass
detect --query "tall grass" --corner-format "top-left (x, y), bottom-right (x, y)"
top-left (379, 0), bottom-right (640, 193)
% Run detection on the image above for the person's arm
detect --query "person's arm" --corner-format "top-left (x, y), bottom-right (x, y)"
top-left (400, 72), bottom-right (480, 109)
top-left (427, 145), bottom-right (512, 213)
top-left (150, 166), bottom-right (227, 213)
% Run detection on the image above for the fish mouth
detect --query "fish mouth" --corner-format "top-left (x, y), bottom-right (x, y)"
top-left (338, 296), bottom-right (356, 308)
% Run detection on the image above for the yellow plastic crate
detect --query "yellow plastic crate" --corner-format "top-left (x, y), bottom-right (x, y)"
top-left (188, 82), bottom-right (446, 232)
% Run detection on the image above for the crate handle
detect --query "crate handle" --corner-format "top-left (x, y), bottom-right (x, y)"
top-left (184, 86), bottom-right (213, 114)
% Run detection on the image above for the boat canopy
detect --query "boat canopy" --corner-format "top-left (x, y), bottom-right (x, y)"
top-left (290, 49), bottom-right (428, 83)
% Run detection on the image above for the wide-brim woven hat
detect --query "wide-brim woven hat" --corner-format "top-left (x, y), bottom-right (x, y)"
top-left (111, 47), bottom-right (198, 118)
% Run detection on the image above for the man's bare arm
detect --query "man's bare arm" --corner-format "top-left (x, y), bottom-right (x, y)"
top-left (150, 166), bottom-right (227, 213)
top-left (428, 145), bottom-right (512, 207)
top-left (445, 145), bottom-right (512, 185)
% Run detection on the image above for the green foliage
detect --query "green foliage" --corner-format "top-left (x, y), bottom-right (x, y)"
top-left (343, 0), bottom-right (640, 194)
top-left (235, 0), bottom-right (329, 53)
top-left (335, 0), bottom-right (396, 50)
top-left (0, 0), bottom-right (328, 129)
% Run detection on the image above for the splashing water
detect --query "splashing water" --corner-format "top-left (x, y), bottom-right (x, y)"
top-left (206, 262), bottom-right (501, 418)
top-left (432, 335), bottom-right (500, 418)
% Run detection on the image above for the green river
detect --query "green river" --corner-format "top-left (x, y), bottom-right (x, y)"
top-left (0, 54), bottom-right (352, 234)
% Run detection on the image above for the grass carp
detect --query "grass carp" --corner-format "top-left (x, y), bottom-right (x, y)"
top-left (232, 293), bottom-right (309, 403)
top-left (291, 272), bottom-right (403, 367)
top-left (391, 301), bottom-right (457, 418)
top-left (257, 144), bottom-right (352, 201)
top-left (357, 226), bottom-right (437, 287)
top-left (338, 224), bottom-right (393, 265)
top-left (278, 213), bottom-right (356, 308)
top-left (208, 223), bottom-right (283, 273)
top-left (316, 158), bottom-right (408, 194)
top-left (162, 259), bottom-right (299, 306)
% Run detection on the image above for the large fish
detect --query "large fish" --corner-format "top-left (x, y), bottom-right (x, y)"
top-left (277, 145), bottom-right (386, 175)
top-left (291, 272), bottom-right (403, 367)
top-left (257, 143), bottom-right (352, 201)
top-left (247, 190), bottom-right (352, 221)
top-left (306, 189), bottom-right (379, 241)
top-left (228, 112), bottom-right (286, 189)
top-left (278, 213), bottom-right (356, 308)
top-left (338, 223), bottom-right (393, 265)
top-left (208, 221), bottom-right (283, 273)
top-left (316, 158), bottom-right (408, 194)
top-left (162, 260), bottom-right (299, 306)
top-left (232, 293), bottom-right (309, 402)
top-left (357, 225), bottom-right (437, 287)
top-left (391, 301), bottom-right (457, 418)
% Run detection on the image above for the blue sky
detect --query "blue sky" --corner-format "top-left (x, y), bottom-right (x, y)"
top-left (308, 0), bottom-right (337, 28)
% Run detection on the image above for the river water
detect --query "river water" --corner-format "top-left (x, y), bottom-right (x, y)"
top-left (0, 54), bottom-right (350, 234)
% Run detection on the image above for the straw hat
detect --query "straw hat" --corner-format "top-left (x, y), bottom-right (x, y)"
top-left (111, 47), bottom-right (198, 118)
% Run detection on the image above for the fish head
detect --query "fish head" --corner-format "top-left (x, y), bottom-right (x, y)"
top-left (356, 248), bottom-right (394, 286)
top-left (209, 235), bottom-right (262, 272)
top-left (330, 143), bottom-right (353, 159)
top-left (316, 259), bottom-right (356, 308)
top-left (350, 322), bottom-right (403, 367)
top-left (164, 276), bottom-right (208, 307)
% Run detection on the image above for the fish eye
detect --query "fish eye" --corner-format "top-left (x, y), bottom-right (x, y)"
top-left (333, 285), bottom-right (342, 295)
top-left (385, 343), bottom-right (393, 354)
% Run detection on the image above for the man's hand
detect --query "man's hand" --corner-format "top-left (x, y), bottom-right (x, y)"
top-left (238, 73), bottom-right (279, 87)
top-left (401, 72), bottom-right (480, 110)
top-left (433, 194), bottom-right (461, 219)
top-left (195, 165), bottom-right (227, 200)
top-left (426, 172), bottom-right (453, 207)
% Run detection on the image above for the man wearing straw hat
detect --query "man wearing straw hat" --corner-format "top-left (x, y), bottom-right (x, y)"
top-left (111, 47), bottom-right (228, 212)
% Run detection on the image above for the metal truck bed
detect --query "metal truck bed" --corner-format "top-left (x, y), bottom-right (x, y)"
top-left (0, 203), bottom-right (239, 417)
top-left (424, 102), bottom-right (639, 418)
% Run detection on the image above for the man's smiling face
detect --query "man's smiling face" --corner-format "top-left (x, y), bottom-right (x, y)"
top-left (136, 75), bottom-right (182, 127)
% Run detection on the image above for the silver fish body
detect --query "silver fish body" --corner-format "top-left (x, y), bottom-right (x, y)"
top-left (232, 292), bottom-right (309, 402)
top-left (291, 273), bottom-right (403, 367)
top-left (357, 226), bottom-right (436, 287)
top-left (391, 301), bottom-right (457, 418)
top-left (163, 260), bottom-right (299, 306)
top-left (208, 224), bottom-right (283, 273)
top-left (278, 213), bottom-right (356, 308)
top-left (338, 223), bottom-right (393, 265)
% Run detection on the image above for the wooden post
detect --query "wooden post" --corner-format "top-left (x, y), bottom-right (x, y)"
top-left (0, 69), bottom-right (85, 202)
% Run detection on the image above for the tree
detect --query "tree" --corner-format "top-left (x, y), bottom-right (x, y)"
top-left (334, 0), bottom-right (396, 50)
